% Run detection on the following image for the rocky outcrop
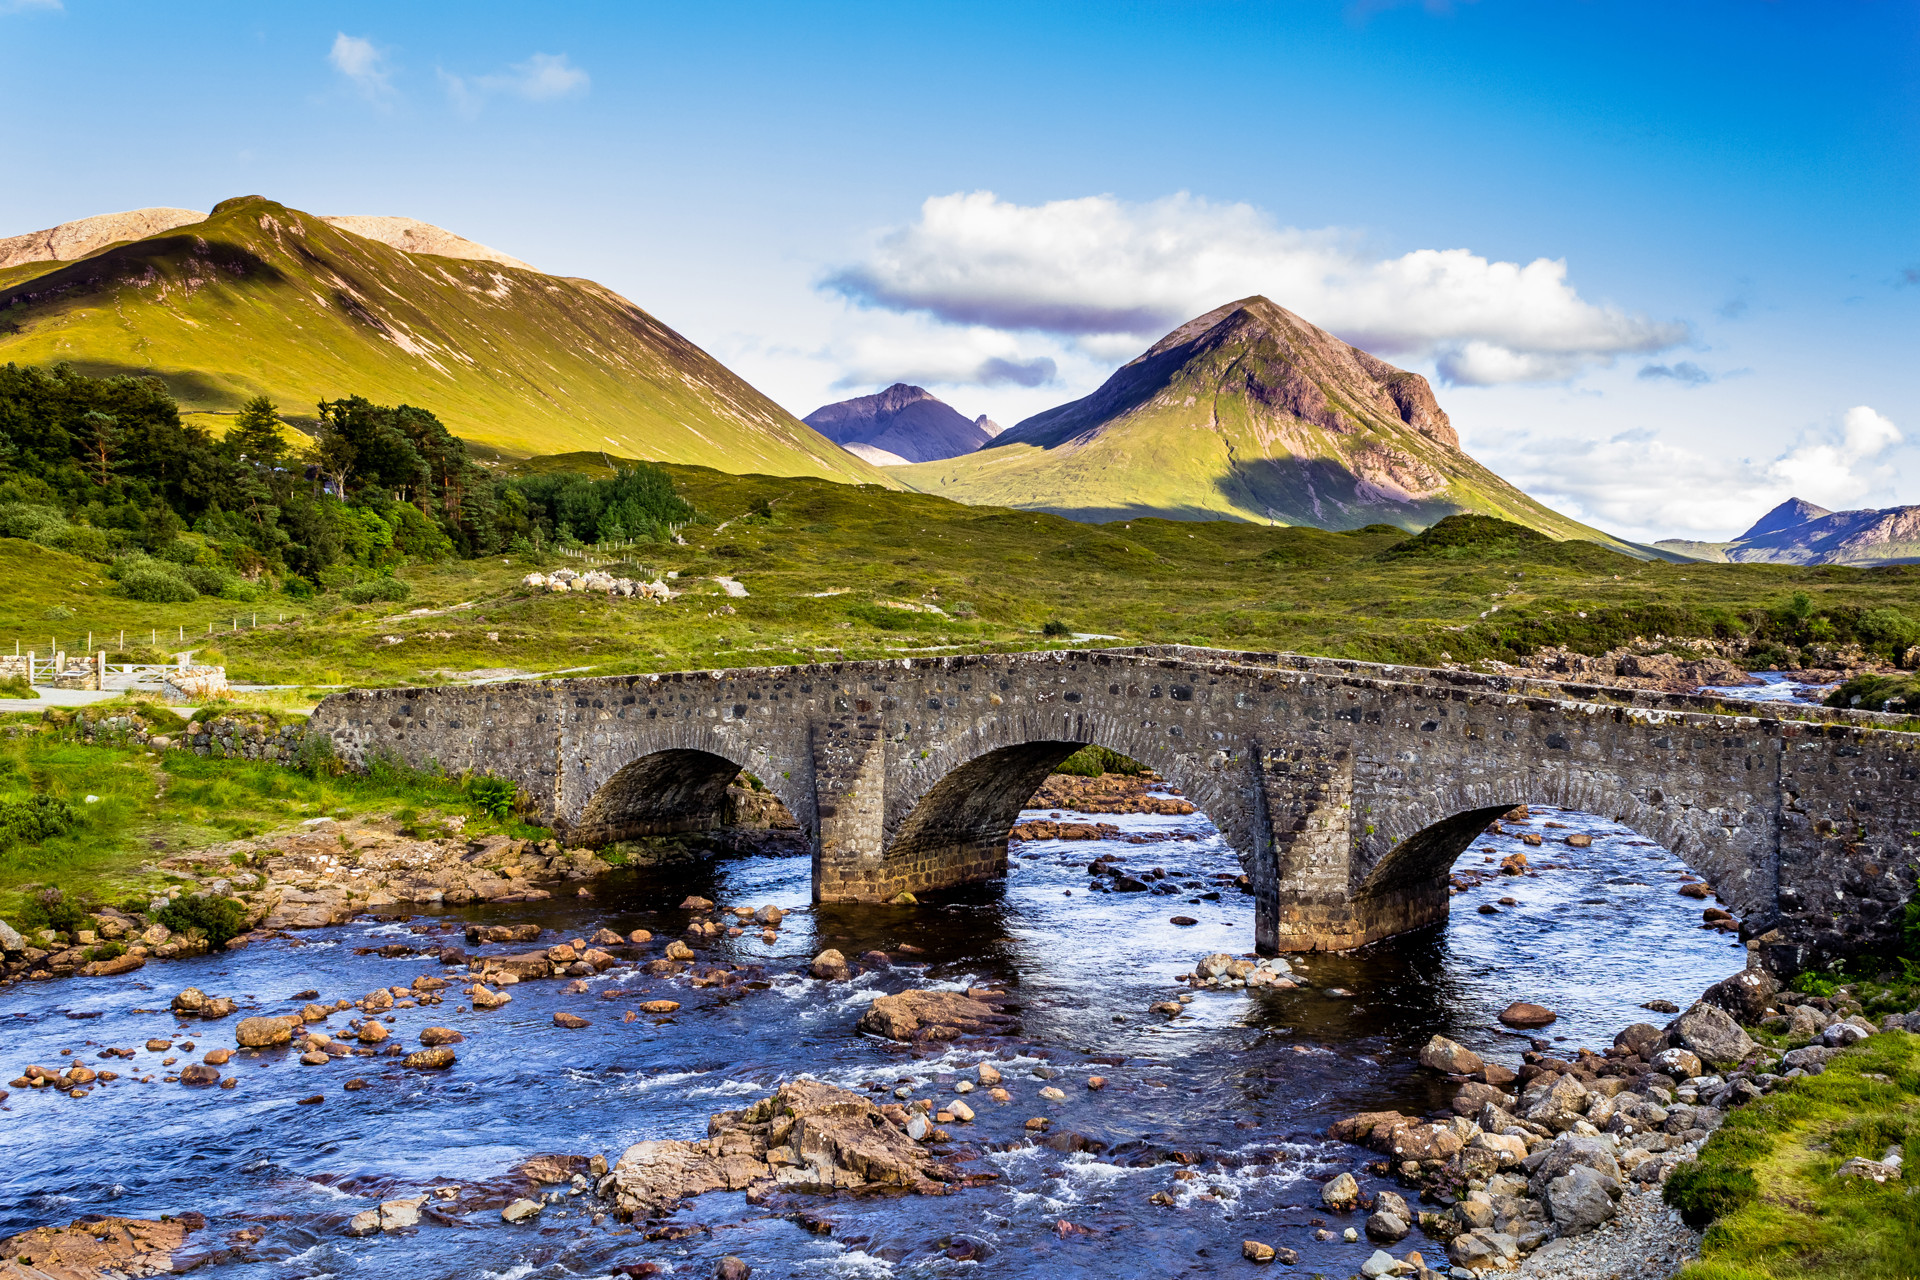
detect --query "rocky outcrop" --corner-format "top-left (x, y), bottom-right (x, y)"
top-left (320, 215), bottom-right (535, 271)
top-left (855, 989), bottom-right (1017, 1042)
top-left (607, 1081), bottom-right (949, 1220)
top-left (0, 207), bottom-right (205, 270)
top-left (0, 1212), bottom-right (205, 1277)
top-left (1661, 1002), bottom-right (1758, 1068)
top-left (1026, 771), bottom-right (1196, 816)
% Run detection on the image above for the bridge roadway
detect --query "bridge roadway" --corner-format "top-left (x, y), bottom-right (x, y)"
top-left (307, 645), bottom-right (1920, 970)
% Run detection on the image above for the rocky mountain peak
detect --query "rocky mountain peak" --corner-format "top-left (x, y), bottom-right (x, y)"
top-left (804, 384), bottom-right (996, 465)
top-left (1738, 497), bottom-right (1834, 542)
top-left (0, 206), bottom-right (207, 271)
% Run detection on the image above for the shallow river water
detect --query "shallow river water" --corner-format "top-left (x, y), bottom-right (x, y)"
top-left (1, 800), bottom-right (1745, 1279)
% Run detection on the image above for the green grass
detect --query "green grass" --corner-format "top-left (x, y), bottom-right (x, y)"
top-left (0, 196), bottom-right (892, 484)
top-left (1, 462), bottom-right (1916, 688)
top-left (0, 725), bottom-right (548, 927)
top-left (1671, 1032), bottom-right (1920, 1280)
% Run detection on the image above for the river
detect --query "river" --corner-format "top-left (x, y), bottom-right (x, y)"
top-left (1, 797), bottom-right (1744, 1278)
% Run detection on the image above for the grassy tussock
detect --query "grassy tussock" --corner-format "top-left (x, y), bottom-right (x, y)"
top-left (1673, 1033), bottom-right (1920, 1279)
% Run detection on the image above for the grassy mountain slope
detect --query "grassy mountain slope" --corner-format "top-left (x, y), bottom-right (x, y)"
top-left (0, 195), bottom-right (894, 485)
top-left (894, 296), bottom-right (1646, 553)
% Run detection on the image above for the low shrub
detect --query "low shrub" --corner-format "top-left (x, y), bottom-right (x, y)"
top-left (468, 774), bottom-right (518, 820)
top-left (0, 794), bottom-right (79, 844)
top-left (343, 576), bottom-right (412, 604)
top-left (14, 886), bottom-right (93, 934)
top-left (1827, 672), bottom-right (1920, 713)
top-left (156, 893), bottom-right (248, 951)
top-left (1042, 619), bottom-right (1072, 637)
top-left (1055, 744), bottom-right (1150, 777)
top-left (1663, 1159), bottom-right (1758, 1228)
top-left (0, 675), bottom-right (34, 699)
top-left (121, 565), bottom-right (198, 602)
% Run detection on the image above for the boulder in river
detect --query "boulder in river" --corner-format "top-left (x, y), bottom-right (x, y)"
top-left (608, 1080), bottom-right (950, 1220)
top-left (471, 984), bottom-right (513, 1010)
top-left (1320, 1171), bottom-right (1360, 1211)
top-left (405, 1048), bottom-right (457, 1069)
top-left (1418, 1035), bottom-right (1484, 1076)
top-left (1498, 1001), bottom-right (1557, 1028)
top-left (857, 989), bottom-right (1016, 1042)
top-left (809, 949), bottom-right (849, 980)
top-left (236, 1016), bottom-right (297, 1047)
top-left (419, 1027), bottom-right (463, 1046)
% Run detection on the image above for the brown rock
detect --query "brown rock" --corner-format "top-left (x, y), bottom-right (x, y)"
top-left (203, 1048), bottom-right (233, 1066)
top-left (0, 1214), bottom-right (201, 1276)
top-left (405, 1047), bottom-right (457, 1069)
top-left (857, 989), bottom-right (1016, 1042)
top-left (419, 1027), bottom-right (464, 1046)
top-left (590, 927), bottom-right (625, 946)
top-left (809, 948), bottom-right (848, 980)
top-left (554, 1012), bottom-right (591, 1029)
top-left (1243, 1240), bottom-right (1276, 1263)
top-left (680, 896), bottom-right (714, 911)
top-left (81, 952), bottom-right (147, 977)
top-left (236, 1017), bottom-right (297, 1047)
top-left (608, 1079), bottom-right (946, 1219)
top-left (1566, 833), bottom-right (1593, 847)
top-left (1499, 1002), bottom-right (1557, 1028)
top-left (1482, 1062), bottom-right (1518, 1086)
top-left (639, 1000), bottom-right (682, 1015)
top-left (1418, 1034), bottom-right (1485, 1076)
top-left (178, 1063), bottom-right (220, 1085)
top-left (357, 1022), bottom-right (389, 1045)
top-left (1679, 882), bottom-right (1710, 899)
top-left (629, 929), bottom-right (653, 944)
top-left (665, 940), bottom-right (696, 961)
top-left (471, 984), bottom-right (513, 1009)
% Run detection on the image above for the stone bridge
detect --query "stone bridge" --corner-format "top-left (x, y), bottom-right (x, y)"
top-left (306, 646), bottom-right (1920, 969)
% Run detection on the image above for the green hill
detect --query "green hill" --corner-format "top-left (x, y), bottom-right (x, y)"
top-left (0, 195), bottom-right (894, 486)
top-left (895, 296), bottom-right (1653, 555)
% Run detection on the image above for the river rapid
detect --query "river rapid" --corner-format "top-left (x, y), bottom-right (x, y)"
top-left (1, 799), bottom-right (1745, 1279)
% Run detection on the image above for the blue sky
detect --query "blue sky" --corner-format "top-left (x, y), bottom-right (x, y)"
top-left (3, 0), bottom-right (1915, 541)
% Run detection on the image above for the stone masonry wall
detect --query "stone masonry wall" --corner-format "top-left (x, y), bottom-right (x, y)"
top-left (306, 646), bottom-right (1920, 968)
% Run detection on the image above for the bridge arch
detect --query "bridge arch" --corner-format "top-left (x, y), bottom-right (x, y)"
top-left (873, 711), bottom-right (1253, 900)
top-left (1344, 769), bottom-right (1771, 949)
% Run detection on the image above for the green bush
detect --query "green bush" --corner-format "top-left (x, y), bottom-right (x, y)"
top-left (0, 501), bottom-right (69, 542)
top-left (181, 564), bottom-right (235, 596)
top-left (1857, 607), bottom-right (1920, 657)
top-left (1827, 672), bottom-right (1920, 714)
top-left (1042, 619), bottom-right (1072, 637)
top-left (1055, 744), bottom-right (1150, 777)
top-left (294, 733), bottom-right (345, 778)
top-left (468, 774), bottom-right (518, 820)
top-left (1664, 1158), bottom-right (1758, 1228)
top-left (41, 605), bottom-right (74, 621)
top-left (0, 794), bottom-right (78, 844)
top-left (121, 565), bottom-right (199, 602)
top-left (50, 524), bottom-right (113, 561)
top-left (156, 893), bottom-right (248, 951)
top-left (15, 886), bottom-right (93, 934)
top-left (343, 576), bottom-right (412, 604)
top-left (0, 675), bottom-right (35, 699)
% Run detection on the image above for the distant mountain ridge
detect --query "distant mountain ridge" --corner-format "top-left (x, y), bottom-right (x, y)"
top-left (803, 383), bottom-right (999, 464)
top-left (0, 195), bottom-right (894, 485)
top-left (893, 296), bottom-right (1649, 553)
top-left (1656, 497), bottom-right (1920, 566)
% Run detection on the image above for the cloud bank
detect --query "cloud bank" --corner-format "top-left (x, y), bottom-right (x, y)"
top-left (828, 191), bottom-right (1686, 386)
top-left (1483, 404), bottom-right (1906, 540)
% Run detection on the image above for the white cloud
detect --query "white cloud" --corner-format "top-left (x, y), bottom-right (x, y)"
top-left (828, 191), bottom-right (1687, 386)
top-left (1477, 404), bottom-right (1906, 541)
top-left (328, 33), bottom-right (394, 102)
top-left (441, 52), bottom-right (589, 116)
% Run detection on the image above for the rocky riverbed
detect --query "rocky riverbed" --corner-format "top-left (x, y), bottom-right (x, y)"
top-left (0, 793), bottom-right (1776, 1279)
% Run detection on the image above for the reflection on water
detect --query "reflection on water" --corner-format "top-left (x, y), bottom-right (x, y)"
top-left (0, 800), bottom-right (1741, 1278)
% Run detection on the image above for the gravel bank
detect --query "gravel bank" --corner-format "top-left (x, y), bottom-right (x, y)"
top-left (1511, 1185), bottom-right (1701, 1280)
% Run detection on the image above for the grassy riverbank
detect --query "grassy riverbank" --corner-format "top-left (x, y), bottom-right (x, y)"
top-left (0, 720), bottom-right (541, 928)
top-left (1670, 1032), bottom-right (1920, 1280)
top-left (3, 458), bottom-right (1917, 688)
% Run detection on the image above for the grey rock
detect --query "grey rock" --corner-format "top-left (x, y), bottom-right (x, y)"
top-left (0, 918), bottom-right (23, 952)
top-left (1702, 969), bottom-right (1777, 1023)
top-left (1663, 1001), bottom-right (1758, 1067)
top-left (1781, 1045), bottom-right (1840, 1071)
top-left (1365, 1209), bottom-right (1409, 1242)
top-left (1835, 1157), bottom-right (1902, 1183)
top-left (1546, 1164), bottom-right (1619, 1235)
top-left (1822, 1021), bottom-right (1871, 1048)
top-left (1612, 1022), bottom-right (1663, 1058)
top-left (1526, 1133), bottom-right (1621, 1198)
top-left (1650, 1047), bottom-right (1703, 1079)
